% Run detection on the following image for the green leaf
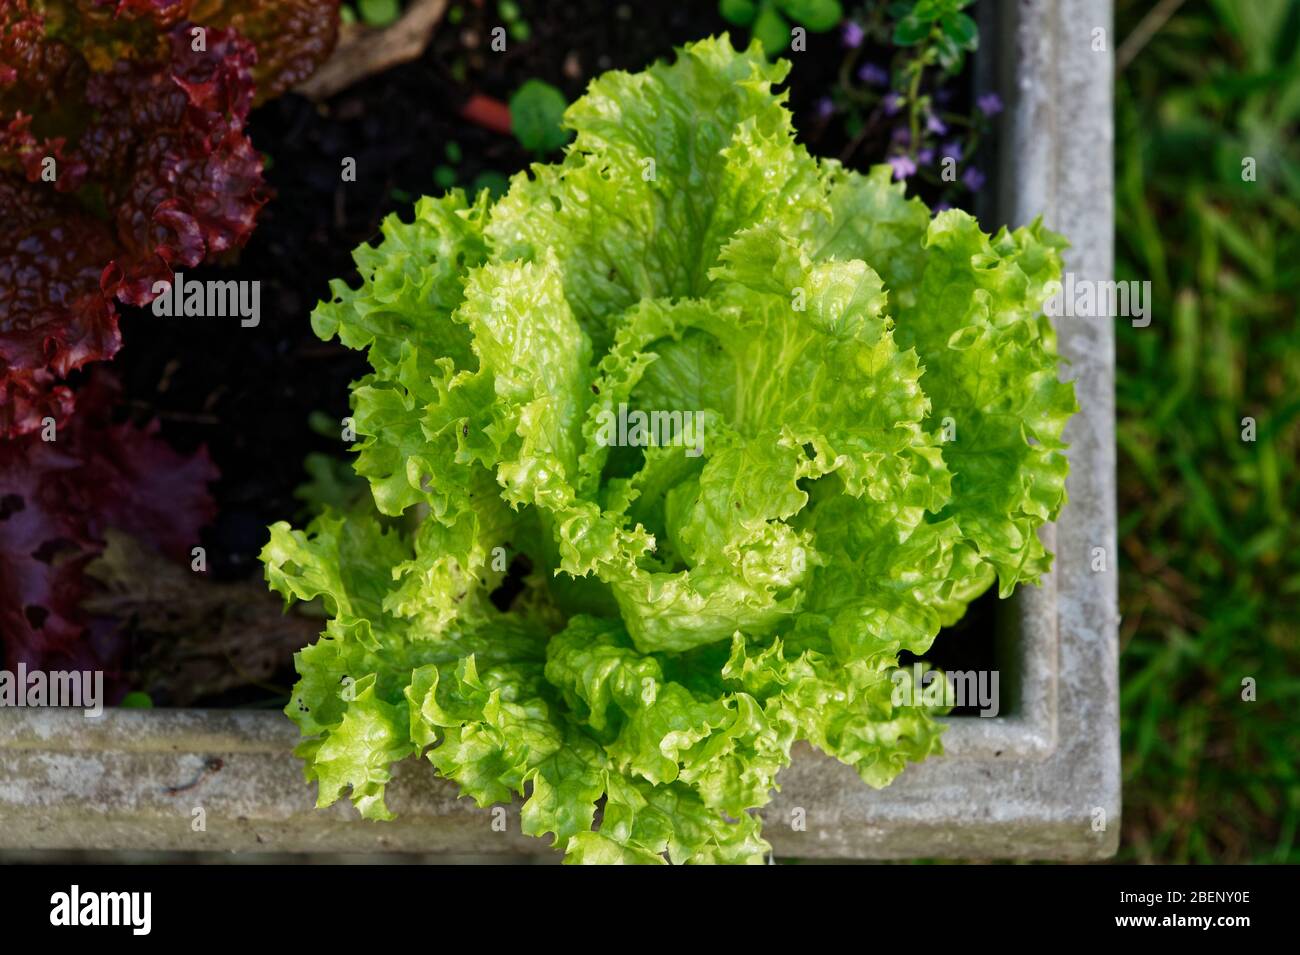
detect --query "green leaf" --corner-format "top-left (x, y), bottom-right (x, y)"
top-left (719, 0), bottom-right (759, 27)
top-left (487, 37), bottom-right (826, 351)
top-left (779, 0), bottom-right (843, 32)
top-left (752, 3), bottom-right (792, 52)
top-left (892, 14), bottom-right (933, 45)
top-left (815, 168), bottom-right (1075, 594)
top-left (471, 170), bottom-right (510, 200)
top-left (933, 32), bottom-right (965, 72)
top-left (433, 164), bottom-right (458, 190)
top-left (357, 0), bottom-right (401, 28)
top-left (521, 730), bottom-right (608, 848)
top-left (943, 10), bottom-right (979, 49)
top-left (509, 79), bottom-right (571, 154)
top-left (911, 0), bottom-right (960, 21)
top-left (308, 679), bottom-right (413, 820)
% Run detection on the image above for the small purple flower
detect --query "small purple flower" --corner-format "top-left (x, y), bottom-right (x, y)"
top-left (926, 112), bottom-right (948, 135)
top-left (883, 92), bottom-right (905, 116)
top-left (814, 96), bottom-right (834, 119)
top-left (918, 148), bottom-right (934, 165)
top-left (977, 92), bottom-right (1004, 117)
top-left (933, 202), bottom-right (952, 214)
top-left (888, 154), bottom-right (917, 181)
top-left (841, 21), bottom-right (865, 48)
top-left (856, 62), bottom-right (888, 87)
top-left (962, 166), bottom-right (986, 192)
top-left (891, 125), bottom-right (911, 144)
top-left (940, 139), bottom-right (963, 160)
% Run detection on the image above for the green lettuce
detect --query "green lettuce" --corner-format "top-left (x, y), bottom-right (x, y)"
top-left (262, 35), bottom-right (1076, 864)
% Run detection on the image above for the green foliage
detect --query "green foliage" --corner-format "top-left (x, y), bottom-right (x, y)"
top-left (498, 0), bottom-right (531, 41)
top-left (264, 36), bottom-right (1074, 863)
top-left (720, 0), bottom-right (845, 52)
top-left (357, 0), bottom-right (401, 27)
top-left (891, 0), bottom-right (978, 73)
top-left (508, 79), bottom-right (571, 154)
top-left (820, 1), bottom-right (990, 210)
top-left (471, 170), bottom-right (510, 199)
top-left (433, 165), bottom-right (458, 190)
top-left (1115, 0), bottom-right (1300, 863)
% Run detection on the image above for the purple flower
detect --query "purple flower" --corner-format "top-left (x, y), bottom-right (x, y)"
top-left (883, 92), bottom-right (905, 116)
top-left (977, 92), bottom-right (1004, 117)
top-left (940, 139), bottom-right (963, 160)
top-left (926, 112), bottom-right (948, 135)
top-left (841, 21), bottom-right (865, 48)
top-left (918, 148), bottom-right (934, 165)
top-left (962, 166), bottom-right (986, 192)
top-left (933, 202), bottom-right (952, 214)
top-left (814, 96), bottom-right (834, 119)
top-left (888, 154), bottom-right (917, 181)
top-left (891, 125), bottom-right (911, 144)
top-left (856, 62), bottom-right (888, 86)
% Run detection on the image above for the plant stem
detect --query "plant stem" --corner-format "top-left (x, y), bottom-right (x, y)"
top-left (906, 59), bottom-right (923, 159)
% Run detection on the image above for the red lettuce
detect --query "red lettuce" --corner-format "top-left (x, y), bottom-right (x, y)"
top-left (0, 372), bottom-right (217, 683)
top-left (0, 0), bottom-right (338, 437)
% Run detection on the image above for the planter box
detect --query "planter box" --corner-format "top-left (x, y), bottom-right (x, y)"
top-left (0, 0), bottom-right (1118, 860)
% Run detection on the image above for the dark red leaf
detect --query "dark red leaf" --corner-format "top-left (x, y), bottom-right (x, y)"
top-left (0, 372), bottom-right (218, 683)
top-left (1, 19), bottom-right (270, 436)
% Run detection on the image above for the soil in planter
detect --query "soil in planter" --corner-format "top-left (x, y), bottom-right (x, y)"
top-left (106, 1), bottom-right (993, 706)
top-left (898, 588), bottom-right (1001, 718)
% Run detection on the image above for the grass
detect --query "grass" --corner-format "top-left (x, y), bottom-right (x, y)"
top-left (1114, 0), bottom-right (1300, 863)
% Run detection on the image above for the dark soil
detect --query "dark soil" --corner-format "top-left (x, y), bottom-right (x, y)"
top-left (109, 0), bottom-right (994, 705)
top-left (899, 588), bottom-right (1001, 717)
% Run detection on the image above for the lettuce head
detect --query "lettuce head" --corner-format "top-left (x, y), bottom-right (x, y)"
top-left (262, 35), bottom-right (1077, 864)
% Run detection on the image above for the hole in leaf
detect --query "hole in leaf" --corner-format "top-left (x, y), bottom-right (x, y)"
top-left (489, 553), bottom-right (533, 612)
top-left (0, 493), bottom-right (24, 520)
top-left (31, 538), bottom-right (77, 564)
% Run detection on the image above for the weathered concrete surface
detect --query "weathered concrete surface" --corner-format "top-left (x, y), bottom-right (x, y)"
top-left (0, 0), bottom-right (1118, 859)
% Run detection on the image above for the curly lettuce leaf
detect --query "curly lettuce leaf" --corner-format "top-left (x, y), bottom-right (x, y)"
top-left (815, 166), bottom-right (1078, 594)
